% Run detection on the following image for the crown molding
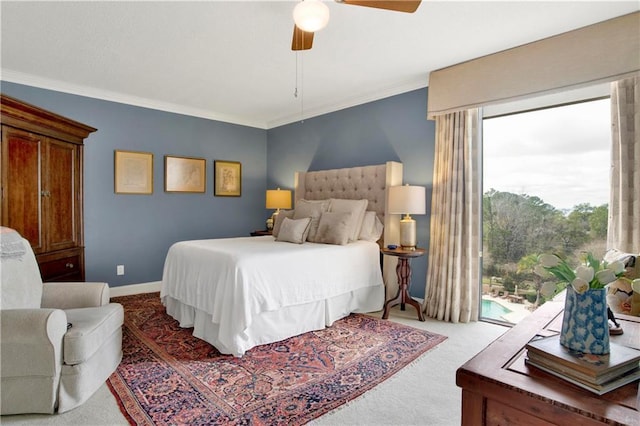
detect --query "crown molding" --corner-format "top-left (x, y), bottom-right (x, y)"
top-left (1, 69), bottom-right (268, 129)
top-left (266, 77), bottom-right (428, 129)
top-left (2, 69), bottom-right (428, 130)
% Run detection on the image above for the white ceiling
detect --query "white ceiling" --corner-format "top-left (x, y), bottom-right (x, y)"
top-left (1, 1), bottom-right (638, 129)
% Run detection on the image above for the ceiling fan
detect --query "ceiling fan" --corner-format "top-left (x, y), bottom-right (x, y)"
top-left (291, 0), bottom-right (422, 51)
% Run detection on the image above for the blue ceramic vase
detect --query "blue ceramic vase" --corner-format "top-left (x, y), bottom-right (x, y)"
top-left (560, 286), bottom-right (610, 354)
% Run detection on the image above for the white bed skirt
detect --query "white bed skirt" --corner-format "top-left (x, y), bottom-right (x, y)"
top-left (163, 284), bottom-right (384, 356)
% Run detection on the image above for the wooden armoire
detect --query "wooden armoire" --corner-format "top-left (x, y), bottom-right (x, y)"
top-left (1, 94), bottom-right (97, 281)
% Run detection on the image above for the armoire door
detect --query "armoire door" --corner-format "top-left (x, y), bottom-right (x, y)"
top-left (44, 139), bottom-right (80, 252)
top-left (1, 125), bottom-right (44, 253)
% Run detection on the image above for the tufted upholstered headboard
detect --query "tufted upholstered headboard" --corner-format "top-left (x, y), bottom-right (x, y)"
top-left (294, 164), bottom-right (384, 221)
top-left (294, 161), bottom-right (403, 297)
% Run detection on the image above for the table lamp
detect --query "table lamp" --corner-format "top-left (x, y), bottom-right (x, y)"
top-left (388, 184), bottom-right (426, 250)
top-left (265, 188), bottom-right (292, 230)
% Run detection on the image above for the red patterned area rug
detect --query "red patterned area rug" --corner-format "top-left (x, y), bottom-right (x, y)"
top-left (108, 292), bottom-right (447, 425)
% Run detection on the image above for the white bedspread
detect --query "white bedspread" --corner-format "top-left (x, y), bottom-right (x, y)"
top-left (160, 236), bottom-right (383, 354)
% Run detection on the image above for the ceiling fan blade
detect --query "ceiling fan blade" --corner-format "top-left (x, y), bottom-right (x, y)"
top-left (291, 25), bottom-right (314, 51)
top-left (340, 0), bottom-right (421, 13)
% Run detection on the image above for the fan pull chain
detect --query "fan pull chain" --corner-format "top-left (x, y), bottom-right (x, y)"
top-left (300, 52), bottom-right (304, 123)
top-left (294, 51), bottom-right (299, 99)
top-left (294, 52), bottom-right (304, 124)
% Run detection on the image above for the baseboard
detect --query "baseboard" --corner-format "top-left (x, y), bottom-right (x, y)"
top-left (110, 281), bottom-right (162, 298)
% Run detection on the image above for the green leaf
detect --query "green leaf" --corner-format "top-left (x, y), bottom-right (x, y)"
top-left (585, 252), bottom-right (600, 271)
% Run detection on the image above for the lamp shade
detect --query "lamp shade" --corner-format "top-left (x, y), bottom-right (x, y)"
top-left (293, 0), bottom-right (330, 33)
top-left (388, 185), bottom-right (426, 215)
top-left (266, 188), bottom-right (292, 209)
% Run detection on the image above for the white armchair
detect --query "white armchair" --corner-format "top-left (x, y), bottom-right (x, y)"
top-left (0, 227), bottom-right (124, 414)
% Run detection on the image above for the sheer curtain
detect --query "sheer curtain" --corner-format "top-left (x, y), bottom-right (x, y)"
top-left (423, 109), bottom-right (481, 323)
top-left (608, 76), bottom-right (640, 253)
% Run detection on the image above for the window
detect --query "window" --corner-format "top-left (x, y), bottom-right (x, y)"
top-left (481, 98), bottom-right (611, 324)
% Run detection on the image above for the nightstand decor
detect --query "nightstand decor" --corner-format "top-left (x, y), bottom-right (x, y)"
top-left (388, 184), bottom-right (426, 250)
top-left (266, 188), bottom-right (292, 230)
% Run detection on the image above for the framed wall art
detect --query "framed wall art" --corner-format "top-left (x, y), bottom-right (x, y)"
top-left (114, 150), bottom-right (154, 194)
top-left (164, 155), bottom-right (206, 193)
top-left (214, 160), bottom-right (241, 197)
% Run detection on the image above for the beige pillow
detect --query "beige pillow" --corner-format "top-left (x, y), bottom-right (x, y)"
top-left (328, 198), bottom-right (368, 242)
top-left (314, 212), bottom-right (352, 245)
top-left (272, 210), bottom-right (294, 237)
top-left (276, 217), bottom-right (312, 244)
top-left (359, 211), bottom-right (384, 242)
top-left (293, 199), bottom-right (330, 241)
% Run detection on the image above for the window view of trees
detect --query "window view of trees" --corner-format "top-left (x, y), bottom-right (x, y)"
top-left (483, 192), bottom-right (608, 310)
top-left (481, 98), bottom-right (610, 323)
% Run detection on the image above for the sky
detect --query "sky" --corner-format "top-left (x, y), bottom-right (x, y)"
top-left (483, 98), bottom-right (611, 212)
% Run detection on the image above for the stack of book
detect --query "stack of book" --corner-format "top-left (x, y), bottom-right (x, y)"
top-left (525, 335), bottom-right (640, 395)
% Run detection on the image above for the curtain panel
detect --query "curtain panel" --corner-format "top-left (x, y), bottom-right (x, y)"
top-left (423, 109), bottom-right (481, 323)
top-left (608, 76), bottom-right (640, 253)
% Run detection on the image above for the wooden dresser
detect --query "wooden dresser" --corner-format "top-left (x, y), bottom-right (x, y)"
top-left (1, 94), bottom-right (96, 281)
top-left (457, 300), bottom-right (639, 425)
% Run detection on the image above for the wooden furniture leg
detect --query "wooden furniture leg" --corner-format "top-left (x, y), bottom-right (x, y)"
top-left (382, 257), bottom-right (425, 321)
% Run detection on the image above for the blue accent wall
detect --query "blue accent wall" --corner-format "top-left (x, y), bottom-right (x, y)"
top-left (2, 83), bottom-right (435, 298)
top-left (1, 82), bottom-right (267, 287)
top-left (268, 88), bottom-right (436, 298)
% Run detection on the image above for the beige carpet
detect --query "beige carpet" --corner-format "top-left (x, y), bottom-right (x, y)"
top-left (1, 305), bottom-right (506, 426)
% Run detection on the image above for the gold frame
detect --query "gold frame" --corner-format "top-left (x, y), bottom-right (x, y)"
top-left (164, 155), bottom-right (206, 193)
top-left (214, 160), bottom-right (241, 197)
top-left (114, 150), bottom-right (154, 194)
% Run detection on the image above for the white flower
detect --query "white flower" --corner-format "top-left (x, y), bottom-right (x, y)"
top-left (631, 278), bottom-right (640, 293)
top-left (571, 277), bottom-right (590, 294)
top-left (534, 265), bottom-right (550, 278)
top-left (540, 281), bottom-right (558, 298)
top-left (575, 265), bottom-right (594, 282)
top-left (595, 268), bottom-right (617, 285)
top-left (539, 254), bottom-right (560, 268)
top-left (607, 260), bottom-right (625, 275)
top-left (538, 251), bottom-right (624, 296)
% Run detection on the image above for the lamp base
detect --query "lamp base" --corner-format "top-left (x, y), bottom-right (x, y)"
top-left (267, 208), bottom-right (282, 231)
top-left (399, 215), bottom-right (416, 250)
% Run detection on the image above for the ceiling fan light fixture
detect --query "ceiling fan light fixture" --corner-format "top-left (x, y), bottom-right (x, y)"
top-left (293, 0), bottom-right (330, 33)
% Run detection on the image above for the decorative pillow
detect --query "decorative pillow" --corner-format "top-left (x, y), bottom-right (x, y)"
top-left (328, 198), bottom-right (368, 242)
top-left (314, 212), bottom-right (352, 245)
top-left (293, 199), bottom-right (330, 241)
top-left (272, 209), bottom-right (294, 238)
top-left (358, 211), bottom-right (384, 242)
top-left (276, 217), bottom-right (311, 244)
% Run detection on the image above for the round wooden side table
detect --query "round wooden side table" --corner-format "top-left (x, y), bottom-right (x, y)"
top-left (381, 247), bottom-right (426, 321)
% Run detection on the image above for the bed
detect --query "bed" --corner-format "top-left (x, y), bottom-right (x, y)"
top-left (160, 161), bottom-right (403, 356)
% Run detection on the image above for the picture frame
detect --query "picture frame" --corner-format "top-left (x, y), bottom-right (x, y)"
top-left (164, 155), bottom-right (206, 193)
top-left (114, 150), bottom-right (154, 195)
top-left (214, 160), bottom-right (242, 197)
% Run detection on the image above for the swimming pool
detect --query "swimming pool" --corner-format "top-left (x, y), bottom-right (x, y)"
top-left (482, 299), bottom-right (512, 321)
